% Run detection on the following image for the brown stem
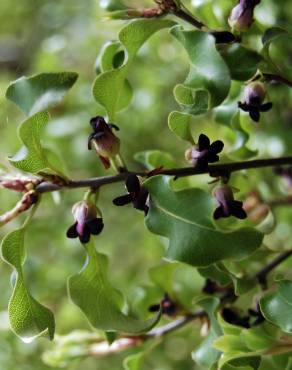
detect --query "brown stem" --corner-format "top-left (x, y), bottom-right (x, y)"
top-left (255, 250), bottom-right (292, 287)
top-left (36, 156), bottom-right (292, 194)
top-left (263, 73), bottom-right (292, 88)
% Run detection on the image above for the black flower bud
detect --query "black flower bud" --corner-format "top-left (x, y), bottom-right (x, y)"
top-left (113, 174), bottom-right (149, 215)
top-left (88, 116), bottom-right (120, 169)
top-left (66, 201), bottom-right (104, 244)
top-left (238, 82), bottom-right (273, 122)
top-left (185, 134), bottom-right (224, 170)
top-left (228, 0), bottom-right (260, 32)
top-left (148, 294), bottom-right (177, 317)
top-left (213, 185), bottom-right (247, 220)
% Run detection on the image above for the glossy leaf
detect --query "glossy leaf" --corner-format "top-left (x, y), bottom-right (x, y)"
top-left (9, 111), bottom-right (63, 175)
top-left (260, 280), bottom-right (292, 334)
top-left (145, 176), bottom-right (263, 267)
top-left (1, 228), bottom-right (55, 342)
top-left (92, 19), bottom-right (175, 120)
top-left (220, 44), bottom-right (262, 81)
top-left (192, 297), bottom-right (222, 368)
top-left (68, 241), bottom-right (161, 334)
top-left (170, 26), bottom-right (230, 115)
top-left (168, 111), bottom-right (194, 143)
top-left (6, 72), bottom-right (78, 116)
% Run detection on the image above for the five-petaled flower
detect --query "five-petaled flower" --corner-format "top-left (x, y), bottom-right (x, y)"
top-left (185, 134), bottom-right (224, 170)
top-left (213, 185), bottom-right (247, 220)
top-left (148, 294), bottom-right (177, 317)
top-left (88, 116), bottom-right (120, 169)
top-left (228, 0), bottom-right (260, 32)
top-left (112, 174), bottom-right (149, 215)
top-left (238, 82), bottom-right (272, 122)
top-left (66, 200), bottom-right (104, 244)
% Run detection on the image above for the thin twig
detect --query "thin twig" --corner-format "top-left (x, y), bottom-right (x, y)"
top-left (255, 250), bottom-right (292, 287)
top-left (264, 73), bottom-right (292, 88)
top-left (36, 156), bottom-right (292, 194)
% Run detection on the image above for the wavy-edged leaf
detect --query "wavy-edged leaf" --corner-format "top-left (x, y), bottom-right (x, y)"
top-left (260, 27), bottom-right (292, 79)
top-left (192, 297), bottom-right (222, 368)
top-left (145, 176), bottom-right (263, 267)
top-left (170, 26), bottom-right (230, 116)
top-left (1, 228), bottom-right (55, 341)
top-left (92, 19), bottom-right (175, 120)
top-left (9, 111), bottom-right (63, 175)
top-left (168, 111), bottom-right (193, 143)
top-left (68, 241), bottom-right (160, 334)
top-left (260, 280), bottom-right (292, 334)
top-left (6, 72), bottom-right (78, 116)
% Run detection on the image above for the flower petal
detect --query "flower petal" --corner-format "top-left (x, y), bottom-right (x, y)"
top-left (79, 226), bottom-right (91, 244)
top-left (198, 134), bottom-right (210, 150)
top-left (126, 174), bottom-right (140, 193)
top-left (66, 222), bottom-right (78, 238)
top-left (113, 194), bottom-right (133, 206)
top-left (230, 201), bottom-right (247, 219)
top-left (210, 140), bottom-right (224, 154)
top-left (260, 102), bottom-right (273, 112)
top-left (87, 218), bottom-right (104, 235)
top-left (249, 108), bottom-right (260, 122)
top-left (213, 206), bottom-right (225, 219)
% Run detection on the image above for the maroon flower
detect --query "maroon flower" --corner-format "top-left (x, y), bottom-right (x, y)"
top-left (66, 201), bottom-right (104, 244)
top-left (228, 0), bottom-right (260, 32)
top-left (275, 166), bottom-right (292, 188)
top-left (185, 134), bottom-right (224, 170)
top-left (213, 185), bottom-right (247, 220)
top-left (238, 82), bottom-right (272, 122)
top-left (88, 116), bottom-right (120, 169)
top-left (148, 294), bottom-right (177, 316)
top-left (112, 174), bottom-right (149, 215)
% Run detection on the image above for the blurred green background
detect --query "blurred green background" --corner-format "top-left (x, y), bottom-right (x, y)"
top-left (0, 1), bottom-right (292, 369)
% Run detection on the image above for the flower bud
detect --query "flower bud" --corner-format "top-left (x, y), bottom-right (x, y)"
top-left (213, 185), bottom-right (247, 220)
top-left (67, 201), bottom-right (104, 244)
top-left (185, 134), bottom-right (224, 170)
top-left (228, 0), bottom-right (260, 32)
top-left (88, 116), bottom-right (120, 169)
top-left (238, 82), bottom-right (272, 122)
top-left (244, 82), bottom-right (266, 106)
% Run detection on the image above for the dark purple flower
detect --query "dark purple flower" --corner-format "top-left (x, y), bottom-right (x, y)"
top-left (213, 185), bottom-right (247, 220)
top-left (113, 174), bottom-right (149, 215)
top-left (148, 294), bottom-right (177, 317)
top-left (66, 201), bottom-right (104, 244)
top-left (228, 0), bottom-right (260, 32)
top-left (88, 116), bottom-right (120, 169)
top-left (238, 82), bottom-right (272, 122)
top-left (185, 134), bottom-right (224, 170)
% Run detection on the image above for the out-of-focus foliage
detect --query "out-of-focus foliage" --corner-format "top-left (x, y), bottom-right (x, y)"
top-left (0, 1), bottom-right (292, 369)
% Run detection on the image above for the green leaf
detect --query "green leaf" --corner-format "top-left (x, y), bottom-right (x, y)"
top-left (168, 111), bottom-right (194, 143)
top-left (123, 352), bottom-right (144, 370)
top-left (259, 27), bottom-right (291, 75)
top-left (68, 241), bottom-right (161, 334)
top-left (260, 280), bottom-right (292, 334)
top-left (192, 297), bottom-right (222, 368)
top-left (134, 150), bottom-right (176, 170)
top-left (149, 262), bottom-right (179, 296)
top-left (1, 228), bottom-right (55, 342)
top-left (9, 111), bottom-right (63, 175)
top-left (6, 72), bottom-right (78, 116)
top-left (170, 26), bottom-right (230, 115)
top-left (220, 44), bottom-right (262, 81)
top-left (145, 176), bottom-right (263, 267)
top-left (92, 19), bottom-right (175, 120)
